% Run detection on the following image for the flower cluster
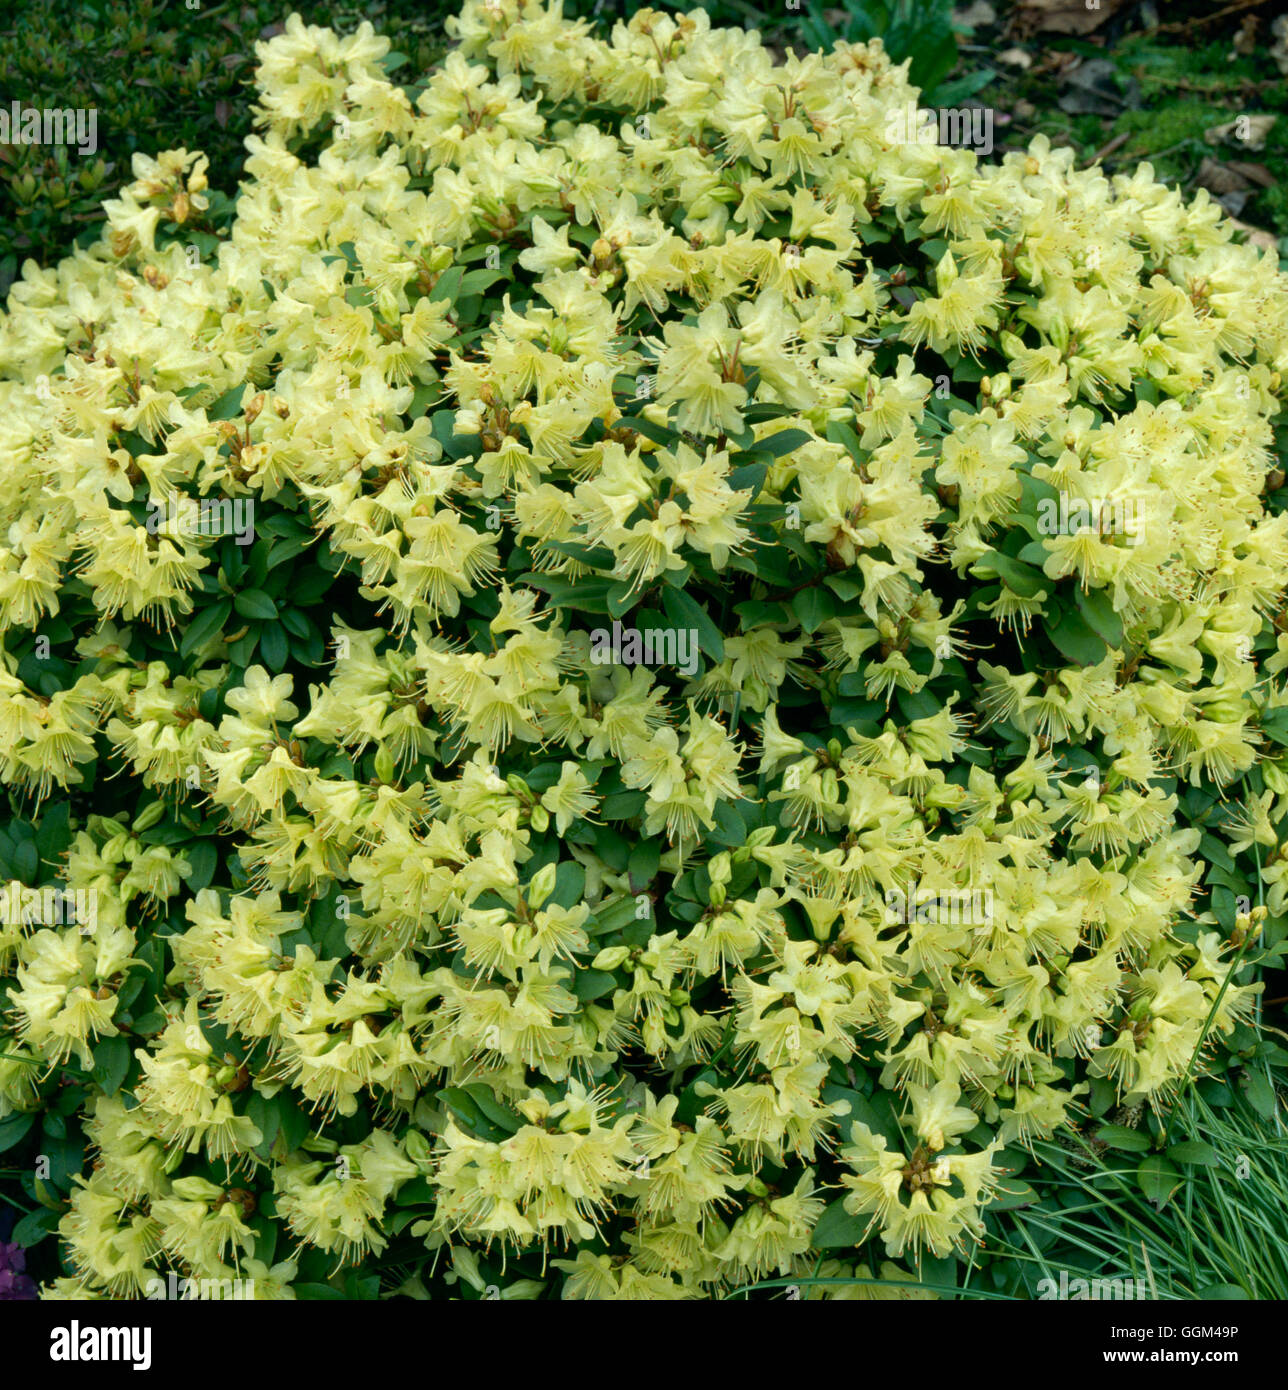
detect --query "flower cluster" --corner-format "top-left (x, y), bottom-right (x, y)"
top-left (0, 0), bottom-right (1284, 1299)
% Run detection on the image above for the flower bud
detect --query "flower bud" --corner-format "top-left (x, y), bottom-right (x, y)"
top-left (403, 1129), bottom-right (433, 1167)
top-left (500, 1279), bottom-right (546, 1300)
top-left (102, 833), bottom-right (131, 863)
top-left (132, 800), bottom-right (166, 833)
top-left (527, 861), bottom-right (558, 909)
top-left (373, 746), bottom-right (396, 784)
top-left (451, 1246), bottom-right (486, 1293)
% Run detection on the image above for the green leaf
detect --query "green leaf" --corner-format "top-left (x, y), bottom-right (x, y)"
top-left (1094, 1122), bottom-right (1152, 1153)
top-left (247, 1092), bottom-right (280, 1158)
top-left (12, 1207), bottom-right (60, 1248)
top-left (587, 824), bottom-right (630, 873)
top-left (824, 1085), bottom-right (903, 1153)
top-left (936, 69), bottom-right (997, 105)
top-left (459, 1083), bottom-right (522, 1134)
top-left (545, 540), bottom-right (616, 570)
top-left (185, 840), bottom-right (219, 892)
top-left (971, 549), bottom-right (1046, 599)
top-left (825, 575), bottom-right (864, 601)
top-left (572, 968), bottom-right (618, 1002)
top-left (811, 1197), bottom-right (869, 1249)
top-left (711, 798), bottom-right (748, 850)
top-left (271, 1095), bottom-right (312, 1155)
top-left (266, 536), bottom-right (310, 569)
top-left (234, 589), bottom-right (278, 621)
top-left (590, 895), bottom-right (641, 936)
top-left (92, 1035), bottom-right (131, 1096)
top-left (791, 585), bottom-right (834, 634)
top-left (660, 586), bottom-right (724, 663)
top-left (616, 415), bottom-right (679, 447)
top-left (1088, 1076), bottom-right (1116, 1117)
top-left (986, 1180), bottom-right (1038, 1212)
top-left (601, 789), bottom-right (646, 820)
top-left (1241, 1067), bottom-right (1277, 1118)
top-left (259, 621), bottom-right (290, 672)
top-left (1075, 586), bottom-right (1124, 649)
top-left (180, 598), bottom-right (232, 658)
top-left (747, 428), bottom-right (813, 458)
top-left (825, 418), bottom-right (865, 461)
top-left (206, 384), bottom-right (246, 421)
top-left (521, 573), bottom-right (615, 614)
top-left (549, 859), bottom-right (585, 910)
top-left (428, 265), bottom-right (464, 304)
top-left (1166, 1140), bottom-right (1221, 1167)
top-left (726, 460), bottom-right (768, 496)
top-left (459, 267), bottom-right (506, 296)
top-left (0, 1111), bottom-right (34, 1153)
top-left (393, 1177), bottom-right (436, 1208)
top-left (745, 403), bottom-right (796, 424)
top-left (1136, 1154), bottom-right (1182, 1209)
top-left (12, 839), bottom-right (37, 884)
top-left (627, 839), bottom-right (661, 891)
top-left (438, 1086), bottom-right (512, 1142)
top-left (35, 802), bottom-right (72, 864)
top-left (1048, 604), bottom-right (1109, 667)
top-left (280, 607), bottom-right (311, 639)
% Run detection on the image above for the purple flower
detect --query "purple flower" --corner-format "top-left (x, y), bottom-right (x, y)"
top-left (0, 1241), bottom-right (36, 1300)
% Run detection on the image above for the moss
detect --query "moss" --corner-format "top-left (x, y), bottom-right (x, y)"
top-left (980, 10), bottom-right (1288, 244)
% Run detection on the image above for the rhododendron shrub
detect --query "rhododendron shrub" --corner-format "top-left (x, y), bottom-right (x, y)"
top-left (1, 1), bottom-right (1286, 1300)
